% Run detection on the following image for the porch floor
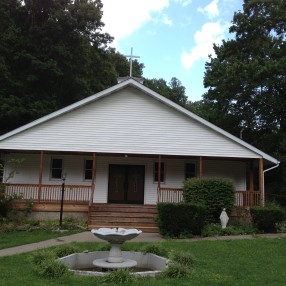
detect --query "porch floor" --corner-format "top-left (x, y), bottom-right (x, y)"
top-left (88, 203), bottom-right (159, 233)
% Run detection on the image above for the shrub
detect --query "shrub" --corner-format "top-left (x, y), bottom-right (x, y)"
top-left (157, 202), bottom-right (207, 237)
top-left (171, 251), bottom-right (194, 267)
top-left (142, 244), bottom-right (168, 257)
top-left (250, 203), bottom-right (285, 233)
top-left (162, 263), bottom-right (189, 278)
top-left (54, 245), bottom-right (78, 258)
top-left (31, 250), bottom-right (70, 278)
top-left (37, 259), bottom-right (69, 278)
top-left (277, 221), bottom-right (286, 233)
top-left (183, 177), bottom-right (235, 223)
top-left (0, 190), bottom-right (21, 219)
top-left (30, 250), bottom-right (56, 266)
top-left (102, 268), bottom-right (136, 284)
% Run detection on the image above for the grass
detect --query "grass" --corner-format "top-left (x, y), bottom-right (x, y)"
top-left (0, 230), bottom-right (81, 250)
top-left (0, 238), bottom-right (286, 285)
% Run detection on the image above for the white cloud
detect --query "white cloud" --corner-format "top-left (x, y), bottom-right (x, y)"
top-left (198, 0), bottom-right (220, 19)
top-left (162, 14), bottom-right (173, 26)
top-left (174, 0), bottom-right (192, 7)
top-left (101, 0), bottom-right (169, 47)
top-left (181, 21), bottom-right (226, 70)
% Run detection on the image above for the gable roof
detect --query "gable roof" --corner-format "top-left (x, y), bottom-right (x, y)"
top-left (0, 78), bottom-right (279, 164)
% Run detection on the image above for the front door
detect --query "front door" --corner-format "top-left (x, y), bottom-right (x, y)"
top-left (108, 165), bottom-right (145, 204)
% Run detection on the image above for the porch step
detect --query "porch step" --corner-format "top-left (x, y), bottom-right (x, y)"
top-left (88, 204), bottom-right (159, 233)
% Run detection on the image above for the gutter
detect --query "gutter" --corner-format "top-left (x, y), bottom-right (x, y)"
top-left (262, 162), bottom-right (280, 206)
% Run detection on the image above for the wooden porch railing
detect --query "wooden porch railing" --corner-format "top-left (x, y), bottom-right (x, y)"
top-left (1, 183), bottom-right (92, 203)
top-left (235, 191), bottom-right (261, 208)
top-left (158, 187), bottom-right (184, 203)
top-left (157, 187), bottom-right (261, 208)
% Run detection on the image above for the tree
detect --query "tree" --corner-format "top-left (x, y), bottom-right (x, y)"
top-left (0, 0), bottom-right (116, 134)
top-left (202, 0), bottom-right (286, 204)
top-left (144, 77), bottom-right (187, 106)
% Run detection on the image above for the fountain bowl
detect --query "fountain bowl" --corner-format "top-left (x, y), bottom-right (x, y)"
top-left (91, 227), bottom-right (142, 264)
top-left (91, 228), bottom-right (142, 244)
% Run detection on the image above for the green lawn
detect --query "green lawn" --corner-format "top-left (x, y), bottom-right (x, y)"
top-left (0, 230), bottom-right (80, 250)
top-left (0, 238), bottom-right (286, 286)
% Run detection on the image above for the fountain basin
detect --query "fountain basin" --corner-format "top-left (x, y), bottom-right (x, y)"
top-left (58, 251), bottom-right (169, 277)
top-left (91, 228), bottom-right (142, 244)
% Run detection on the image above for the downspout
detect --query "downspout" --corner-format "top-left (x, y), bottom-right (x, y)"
top-left (262, 161), bottom-right (280, 206)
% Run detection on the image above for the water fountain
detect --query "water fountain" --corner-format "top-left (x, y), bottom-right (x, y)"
top-left (58, 227), bottom-right (169, 277)
top-left (91, 227), bottom-right (142, 269)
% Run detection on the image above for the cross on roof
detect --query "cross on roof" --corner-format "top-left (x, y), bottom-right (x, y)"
top-left (125, 48), bottom-right (140, 77)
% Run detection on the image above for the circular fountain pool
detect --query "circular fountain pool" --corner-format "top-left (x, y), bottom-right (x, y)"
top-left (58, 251), bottom-right (168, 277)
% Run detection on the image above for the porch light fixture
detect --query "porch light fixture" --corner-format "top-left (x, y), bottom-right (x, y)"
top-left (59, 170), bottom-right (67, 229)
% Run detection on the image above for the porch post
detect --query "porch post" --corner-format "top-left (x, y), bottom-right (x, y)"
top-left (38, 151), bottom-right (44, 203)
top-left (89, 152), bottom-right (97, 206)
top-left (157, 155), bottom-right (161, 201)
top-left (259, 158), bottom-right (264, 206)
top-left (199, 157), bottom-right (203, 178)
top-left (249, 160), bottom-right (254, 206)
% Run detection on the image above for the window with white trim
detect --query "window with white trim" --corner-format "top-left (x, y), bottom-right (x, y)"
top-left (50, 158), bottom-right (63, 180)
top-left (154, 162), bottom-right (165, 183)
top-left (84, 159), bottom-right (93, 180)
top-left (185, 162), bottom-right (196, 179)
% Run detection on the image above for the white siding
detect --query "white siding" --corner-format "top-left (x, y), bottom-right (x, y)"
top-left (203, 160), bottom-right (246, 190)
top-left (0, 87), bottom-right (260, 159)
top-left (4, 153), bottom-right (92, 186)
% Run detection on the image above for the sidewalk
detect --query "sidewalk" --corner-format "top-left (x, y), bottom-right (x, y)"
top-left (0, 231), bottom-right (285, 257)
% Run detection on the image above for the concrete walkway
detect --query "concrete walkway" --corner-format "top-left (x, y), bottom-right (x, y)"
top-left (0, 231), bottom-right (286, 257)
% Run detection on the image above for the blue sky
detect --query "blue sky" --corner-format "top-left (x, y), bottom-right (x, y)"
top-left (101, 0), bottom-right (244, 101)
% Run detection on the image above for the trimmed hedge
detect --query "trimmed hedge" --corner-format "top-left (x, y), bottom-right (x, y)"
top-left (183, 177), bottom-right (235, 223)
top-left (250, 205), bottom-right (285, 233)
top-left (157, 202), bottom-right (207, 237)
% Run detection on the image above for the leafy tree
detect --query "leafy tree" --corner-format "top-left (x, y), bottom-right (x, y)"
top-left (0, 0), bottom-right (116, 134)
top-left (203, 0), bottom-right (286, 151)
top-left (144, 77), bottom-right (187, 106)
top-left (202, 0), bottom-right (286, 203)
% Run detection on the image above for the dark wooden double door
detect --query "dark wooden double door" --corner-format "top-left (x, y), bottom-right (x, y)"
top-left (108, 165), bottom-right (145, 204)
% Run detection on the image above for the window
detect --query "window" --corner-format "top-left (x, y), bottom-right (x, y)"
top-left (154, 162), bottom-right (165, 183)
top-left (84, 159), bottom-right (93, 180)
top-left (185, 162), bottom-right (196, 179)
top-left (51, 158), bottom-right (63, 179)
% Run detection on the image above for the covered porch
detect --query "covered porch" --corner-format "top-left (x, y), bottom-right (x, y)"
top-left (1, 151), bottom-right (265, 209)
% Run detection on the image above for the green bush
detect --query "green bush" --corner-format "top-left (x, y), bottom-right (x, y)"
top-left (30, 250), bottom-right (56, 266)
top-left (142, 244), bottom-right (168, 257)
top-left (102, 268), bottom-right (136, 284)
top-left (250, 204), bottom-right (285, 233)
top-left (162, 262), bottom-right (189, 278)
top-left (31, 249), bottom-right (70, 278)
top-left (37, 259), bottom-right (70, 278)
top-left (157, 202), bottom-right (207, 237)
top-left (54, 245), bottom-right (78, 258)
top-left (183, 177), bottom-right (235, 223)
top-left (0, 190), bottom-right (21, 219)
top-left (171, 251), bottom-right (194, 267)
